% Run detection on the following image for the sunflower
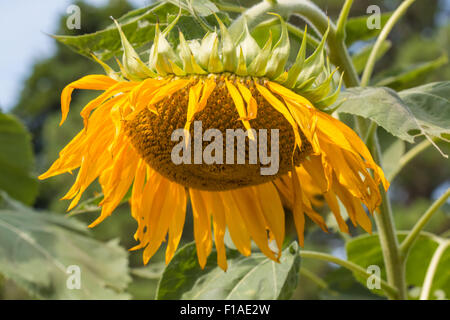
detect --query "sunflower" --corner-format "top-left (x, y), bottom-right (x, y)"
top-left (39, 15), bottom-right (389, 270)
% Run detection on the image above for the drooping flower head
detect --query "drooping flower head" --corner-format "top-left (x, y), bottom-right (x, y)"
top-left (40, 14), bottom-right (389, 270)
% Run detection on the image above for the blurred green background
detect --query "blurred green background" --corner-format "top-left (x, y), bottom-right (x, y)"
top-left (0, 0), bottom-right (448, 299)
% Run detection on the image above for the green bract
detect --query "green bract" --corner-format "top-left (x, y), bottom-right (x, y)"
top-left (106, 14), bottom-right (343, 110)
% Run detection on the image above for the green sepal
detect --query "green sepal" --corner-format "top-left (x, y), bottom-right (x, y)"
top-left (149, 23), bottom-right (183, 76)
top-left (294, 76), bottom-right (316, 91)
top-left (301, 69), bottom-right (337, 102)
top-left (247, 32), bottom-right (273, 77)
top-left (90, 53), bottom-right (122, 81)
top-left (295, 24), bottom-right (329, 86)
top-left (197, 32), bottom-right (217, 69)
top-left (208, 36), bottom-right (224, 73)
top-left (264, 13), bottom-right (290, 79)
top-left (160, 12), bottom-right (185, 76)
top-left (113, 19), bottom-right (155, 80)
top-left (283, 26), bottom-right (308, 88)
top-left (235, 47), bottom-right (248, 76)
top-left (168, 59), bottom-right (187, 76)
top-left (315, 73), bottom-right (344, 110)
top-left (236, 20), bottom-right (261, 66)
top-left (275, 71), bottom-right (288, 83)
top-left (214, 13), bottom-right (236, 72)
top-left (186, 39), bottom-right (201, 57)
top-left (177, 32), bottom-right (207, 74)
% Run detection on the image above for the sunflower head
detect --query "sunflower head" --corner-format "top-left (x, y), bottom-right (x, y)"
top-left (113, 13), bottom-right (342, 110)
top-left (39, 14), bottom-right (388, 271)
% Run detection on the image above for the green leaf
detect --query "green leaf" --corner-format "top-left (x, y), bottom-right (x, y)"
top-left (337, 87), bottom-right (422, 143)
top-left (167, 0), bottom-right (219, 16)
top-left (131, 262), bottom-right (165, 280)
top-left (345, 12), bottom-right (392, 45)
top-left (54, 2), bottom-right (176, 61)
top-left (346, 232), bottom-right (450, 299)
top-left (156, 241), bottom-right (300, 300)
top-left (336, 84), bottom-right (450, 145)
top-left (69, 188), bottom-right (132, 216)
top-left (399, 81), bottom-right (450, 141)
top-left (67, 193), bottom-right (105, 216)
top-left (54, 1), bottom-right (229, 62)
top-left (375, 54), bottom-right (448, 91)
top-left (0, 113), bottom-right (38, 205)
top-left (0, 192), bottom-right (131, 299)
top-left (352, 40), bottom-right (391, 74)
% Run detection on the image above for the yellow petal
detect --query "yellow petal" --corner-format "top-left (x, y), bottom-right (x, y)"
top-left (291, 169), bottom-right (306, 247)
top-left (203, 191), bottom-right (228, 271)
top-left (323, 190), bottom-right (349, 234)
top-left (253, 182), bottom-right (285, 254)
top-left (149, 79), bottom-right (192, 105)
top-left (236, 81), bottom-right (258, 120)
top-left (90, 143), bottom-right (139, 227)
top-left (189, 189), bottom-right (212, 269)
top-left (218, 191), bottom-right (252, 257)
top-left (230, 187), bottom-right (277, 261)
top-left (225, 80), bottom-right (255, 140)
top-left (198, 79), bottom-right (216, 110)
top-left (60, 75), bottom-right (117, 125)
top-left (267, 81), bottom-right (314, 108)
top-left (166, 184), bottom-right (187, 264)
top-left (142, 181), bottom-right (179, 264)
top-left (256, 83), bottom-right (302, 151)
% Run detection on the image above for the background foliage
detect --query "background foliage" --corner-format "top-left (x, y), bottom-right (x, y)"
top-left (0, 0), bottom-right (448, 300)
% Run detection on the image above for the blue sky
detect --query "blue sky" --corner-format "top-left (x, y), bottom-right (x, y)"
top-left (0, 0), bottom-right (145, 112)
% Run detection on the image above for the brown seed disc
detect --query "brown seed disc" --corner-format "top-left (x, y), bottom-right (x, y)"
top-left (124, 77), bottom-right (312, 190)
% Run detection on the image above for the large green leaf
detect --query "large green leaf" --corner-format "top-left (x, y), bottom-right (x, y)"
top-left (375, 54), bottom-right (448, 91)
top-left (345, 12), bottom-right (392, 45)
top-left (156, 241), bottom-right (300, 300)
top-left (337, 87), bottom-right (422, 143)
top-left (0, 114), bottom-right (38, 205)
top-left (54, 2), bottom-right (176, 61)
top-left (166, 0), bottom-right (219, 16)
top-left (346, 232), bottom-right (450, 299)
top-left (399, 81), bottom-right (450, 141)
top-left (69, 188), bottom-right (131, 216)
top-left (336, 83), bottom-right (450, 144)
top-left (0, 192), bottom-right (131, 299)
top-left (54, 1), bottom-right (229, 61)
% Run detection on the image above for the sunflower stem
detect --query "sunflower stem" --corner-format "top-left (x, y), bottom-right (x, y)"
top-left (368, 132), bottom-right (408, 300)
top-left (361, 0), bottom-right (417, 86)
top-left (363, 120), bottom-right (378, 144)
top-left (335, 0), bottom-right (353, 41)
top-left (357, 0), bottom-right (421, 300)
top-left (299, 250), bottom-right (398, 298)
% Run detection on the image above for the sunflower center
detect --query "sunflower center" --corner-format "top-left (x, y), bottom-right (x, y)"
top-left (124, 76), bottom-right (312, 191)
